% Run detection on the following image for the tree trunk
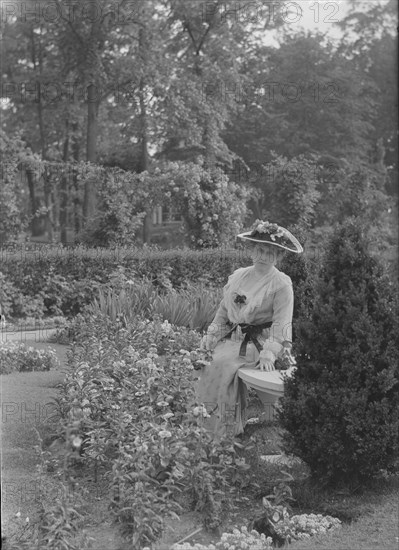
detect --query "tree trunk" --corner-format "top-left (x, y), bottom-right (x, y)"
top-left (137, 26), bottom-right (151, 244)
top-left (60, 120), bottom-right (70, 244)
top-left (84, 84), bottom-right (99, 222)
top-left (31, 27), bottom-right (47, 160)
top-left (26, 168), bottom-right (42, 236)
top-left (83, 3), bottom-right (101, 223)
top-left (71, 125), bottom-right (81, 236)
top-left (43, 174), bottom-right (54, 243)
top-left (138, 83), bottom-right (149, 172)
top-left (28, 27), bottom-right (46, 237)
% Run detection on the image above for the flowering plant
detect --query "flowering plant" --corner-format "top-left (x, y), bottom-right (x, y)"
top-left (189, 348), bottom-right (213, 370)
top-left (249, 220), bottom-right (293, 249)
top-left (54, 313), bottom-right (252, 547)
top-left (274, 342), bottom-right (297, 371)
top-left (0, 342), bottom-right (59, 374)
top-left (275, 513), bottom-right (342, 541)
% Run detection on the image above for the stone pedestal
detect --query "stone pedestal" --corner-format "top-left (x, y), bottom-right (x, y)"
top-left (238, 367), bottom-right (296, 421)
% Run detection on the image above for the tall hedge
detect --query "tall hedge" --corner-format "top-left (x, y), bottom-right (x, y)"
top-left (280, 219), bottom-right (399, 485)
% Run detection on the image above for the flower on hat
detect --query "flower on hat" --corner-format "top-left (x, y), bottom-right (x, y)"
top-left (251, 220), bottom-right (286, 239)
top-left (237, 219), bottom-right (303, 253)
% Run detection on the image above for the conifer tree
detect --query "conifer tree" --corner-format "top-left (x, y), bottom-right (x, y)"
top-left (280, 219), bottom-right (399, 485)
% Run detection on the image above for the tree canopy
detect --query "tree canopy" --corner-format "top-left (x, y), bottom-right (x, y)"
top-left (1, 0), bottom-right (397, 246)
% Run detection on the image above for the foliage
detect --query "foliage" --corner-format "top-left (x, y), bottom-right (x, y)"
top-left (0, 246), bottom-right (249, 318)
top-left (0, 131), bottom-right (31, 243)
top-left (152, 284), bottom-right (222, 332)
top-left (2, 3), bottom-right (396, 244)
top-left (279, 226), bottom-right (318, 327)
top-left (0, 265), bottom-right (101, 320)
top-left (1, 243), bottom-right (325, 322)
top-left (0, 343), bottom-right (60, 374)
top-left (225, 32), bottom-right (378, 168)
top-left (75, 162), bottom-right (146, 246)
top-left (280, 219), bottom-right (399, 484)
top-left (256, 155), bottom-right (321, 229)
top-left (87, 279), bottom-right (157, 322)
top-left (86, 269), bottom-right (223, 332)
top-left (79, 161), bottom-right (249, 248)
top-left (0, 271), bottom-right (45, 319)
top-left (315, 161), bottom-right (390, 229)
top-left (52, 312), bottom-right (256, 547)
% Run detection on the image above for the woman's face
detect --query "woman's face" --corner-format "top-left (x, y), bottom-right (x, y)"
top-left (247, 242), bottom-right (281, 264)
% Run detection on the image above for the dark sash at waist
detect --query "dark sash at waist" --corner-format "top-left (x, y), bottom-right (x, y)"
top-left (224, 321), bottom-right (272, 357)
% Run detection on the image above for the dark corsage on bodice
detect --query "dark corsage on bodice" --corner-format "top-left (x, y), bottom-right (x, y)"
top-left (233, 292), bottom-right (247, 305)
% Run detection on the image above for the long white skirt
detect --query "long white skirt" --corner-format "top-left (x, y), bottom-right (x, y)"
top-left (195, 334), bottom-right (260, 439)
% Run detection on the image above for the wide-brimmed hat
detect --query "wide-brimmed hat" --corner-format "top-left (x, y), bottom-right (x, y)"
top-left (237, 220), bottom-right (303, 253)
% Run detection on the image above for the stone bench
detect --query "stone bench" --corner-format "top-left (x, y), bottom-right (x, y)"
top-left (238, 366), bottom-right (296, 420)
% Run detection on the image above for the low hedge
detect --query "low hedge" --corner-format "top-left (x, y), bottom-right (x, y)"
top-left (1, 244), bottom-right (249, 288)
top-left (1, 244), bottom-right (317, 321)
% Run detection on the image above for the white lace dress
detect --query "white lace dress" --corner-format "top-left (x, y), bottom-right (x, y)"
top-left (196, 265), bottom-right (294, 438)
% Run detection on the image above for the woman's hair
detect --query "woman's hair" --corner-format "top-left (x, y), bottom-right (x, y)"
top-left (243, 240), bottom-right (286, 262)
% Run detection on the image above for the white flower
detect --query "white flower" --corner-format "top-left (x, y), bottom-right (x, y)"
top-left (159, 430), bottom-right (172, 438)
top-left (15, 511), bottom-right (21, 518)
top-left (192, 404), bottom-right (211, 418)
top-left (72, 436), bottom-right (82, 449)
top-left (156, 401), bottom-right (169, 407)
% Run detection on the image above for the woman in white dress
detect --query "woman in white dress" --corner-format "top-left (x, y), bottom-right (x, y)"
top-left (196, 220), bottom-right (303, 439)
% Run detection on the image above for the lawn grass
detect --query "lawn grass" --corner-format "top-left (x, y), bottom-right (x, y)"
top-left (287, 485), bottom-right (399, 550)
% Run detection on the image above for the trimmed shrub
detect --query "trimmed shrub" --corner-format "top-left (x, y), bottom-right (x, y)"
top-left (279, 225), bottom-right (317, 328)
top-left (1, 245), bottom-right (247, 287)
top-left (280, 219), bottom-right (399, 485)
top-left (1, 244), bottom-right (317, 321)
top-left (0, 247), bottom-right (249, 318)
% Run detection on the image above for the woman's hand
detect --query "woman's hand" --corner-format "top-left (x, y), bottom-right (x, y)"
top-left (259, 359), bottom-right (275, 372)
top-left (257, 349), bottom-right (276, 372)
top-left (200, 334), bottom-right (218, 351)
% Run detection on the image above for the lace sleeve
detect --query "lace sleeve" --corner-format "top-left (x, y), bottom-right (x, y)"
top-left (207, 298), bottom-right (230, 341)
top-left (261, 283), bottom-right (293, 361)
